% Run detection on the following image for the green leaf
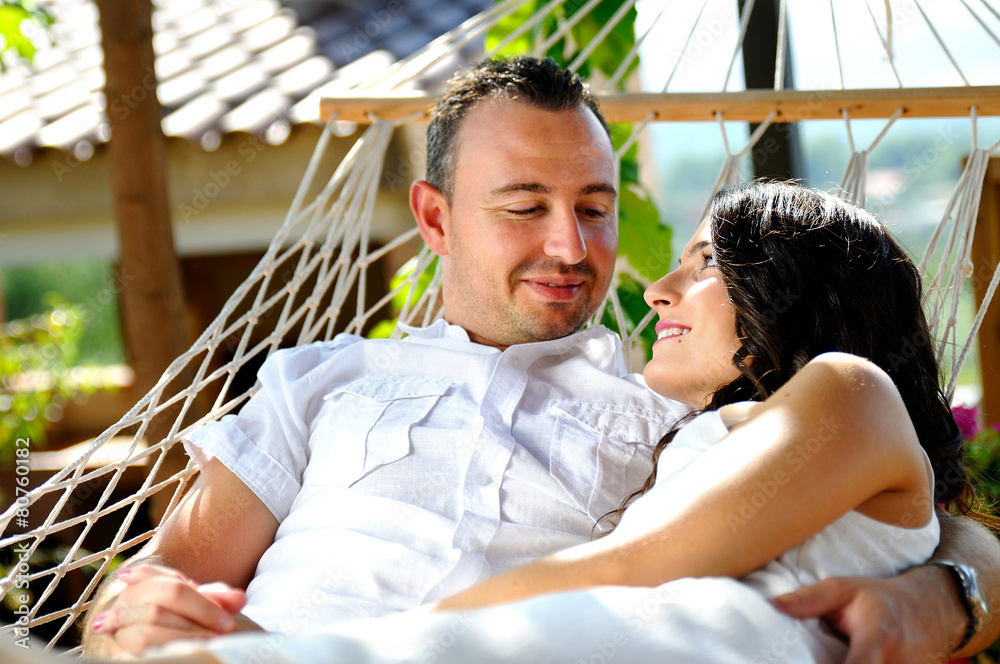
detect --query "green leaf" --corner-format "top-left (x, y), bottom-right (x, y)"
top-left (0, 4), bottom-right (36, 64)
top-left (567, 1), bottom-right (637, 81)
top-left (388, 256), bottom-right (438, 312)
top-left (600, 275), bottom-right (657, 363)
top-left (366, 256), bottom-right (439, 339)
top-left (618, 183), bottom-right (672, 282)
top-left (486, 2), bottom-right (540, 56)
top-left (366, 319), bottom-right (397, 340)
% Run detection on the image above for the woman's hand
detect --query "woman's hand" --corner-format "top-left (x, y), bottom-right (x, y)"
top-left (85, 563), bottom-right (254, 658)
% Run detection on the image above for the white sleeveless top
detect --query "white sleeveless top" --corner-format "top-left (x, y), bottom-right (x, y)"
top-left (615, 407), bottom-right (941, 597)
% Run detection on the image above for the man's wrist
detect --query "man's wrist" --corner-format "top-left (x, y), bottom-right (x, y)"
top-left (926, 559), bottom-right (990, 652)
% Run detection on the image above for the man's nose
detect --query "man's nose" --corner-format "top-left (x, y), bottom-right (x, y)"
top-left (543, 209), bottom-right (588, 265)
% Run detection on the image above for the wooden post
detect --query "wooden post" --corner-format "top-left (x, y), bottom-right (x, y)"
top-left (97, 0), bottom-right (190, 521)
top-left (972, 158), bottom-right (1000, 424)
top-left (738, 0), bottom-right (802, 180)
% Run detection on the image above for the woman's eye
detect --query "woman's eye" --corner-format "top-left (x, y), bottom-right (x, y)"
top-left (703, 252), bottom-right (717, 268)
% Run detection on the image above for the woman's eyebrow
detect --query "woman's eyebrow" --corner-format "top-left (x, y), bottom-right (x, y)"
top-left (679, 240), bottom-right (711, 265)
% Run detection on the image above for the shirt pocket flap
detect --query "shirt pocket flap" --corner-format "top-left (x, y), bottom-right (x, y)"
top-left (554, 404), bottom-right (666, 445)
top-left (548, 404), bottom-right (665, 519)
top-left (337, 376), bottom-right (454, 402)
top-left (313, 377), bottom-right (454, 486)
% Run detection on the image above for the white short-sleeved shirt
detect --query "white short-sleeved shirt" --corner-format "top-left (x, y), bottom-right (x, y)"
top-left (185, 321), bottom-right (686, 635)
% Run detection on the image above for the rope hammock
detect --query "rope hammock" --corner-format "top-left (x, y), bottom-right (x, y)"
top-left (3, 0), bottom-right (1000, 653)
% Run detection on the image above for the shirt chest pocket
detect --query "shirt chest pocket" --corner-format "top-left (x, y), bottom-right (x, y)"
top-left (306, 376), bottom-right (454, 487)
top-left (549, 405), bottom-right (659, 521)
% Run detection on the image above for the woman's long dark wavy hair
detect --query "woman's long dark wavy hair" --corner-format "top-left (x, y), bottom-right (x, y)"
top-left (599, 181), bottom-right (982, 532)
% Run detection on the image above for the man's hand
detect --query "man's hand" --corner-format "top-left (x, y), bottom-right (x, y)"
top-left (87, 563), bottom-right (256, 658)
top-left (773, 567), bottom-right (966, 664)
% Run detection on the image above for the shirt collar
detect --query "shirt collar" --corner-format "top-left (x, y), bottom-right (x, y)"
top-left (397, 319), bottom-right (470, 342)
top-left (397, 320), bottom-right (625, 375)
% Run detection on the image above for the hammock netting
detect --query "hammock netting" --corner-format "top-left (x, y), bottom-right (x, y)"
top-left (2, 0), bottom-right (1000, 653)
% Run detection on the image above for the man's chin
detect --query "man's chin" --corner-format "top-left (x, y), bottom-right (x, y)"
top-left (518, 310), bottom-right (596, 343)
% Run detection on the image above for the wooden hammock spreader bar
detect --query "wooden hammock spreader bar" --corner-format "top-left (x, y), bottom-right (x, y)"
top-left (321, 85), bottom-right (1000, 124)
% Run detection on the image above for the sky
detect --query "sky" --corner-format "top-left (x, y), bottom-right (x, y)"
top-left (635, 0), bottom-right (1000, 94)
top-left (631, 0), bottom-right (1000, 233)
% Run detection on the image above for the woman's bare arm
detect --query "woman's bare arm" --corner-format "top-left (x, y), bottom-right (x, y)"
top-left (436, 353), bottom-right (931, 611)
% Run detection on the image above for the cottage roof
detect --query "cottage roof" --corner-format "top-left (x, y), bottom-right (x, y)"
top-left (0, 0), bottom-right (490, 164)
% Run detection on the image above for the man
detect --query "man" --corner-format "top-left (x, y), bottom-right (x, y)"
top-left (83, 57), bottom-right (999, 662)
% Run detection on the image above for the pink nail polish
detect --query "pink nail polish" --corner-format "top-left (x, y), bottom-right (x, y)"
top-left (91, 615), bottom-right (105, 632)
top-left (117, 569), bottom-right (131, 581)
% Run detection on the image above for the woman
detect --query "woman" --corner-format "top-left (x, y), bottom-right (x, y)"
top-left (88, 182), bottom-right (982, 663)
top-left (408, 180), bottom-right (972, 662)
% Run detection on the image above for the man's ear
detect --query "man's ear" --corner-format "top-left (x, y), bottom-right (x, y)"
top-left (410, 180), bottom-right (450, 256)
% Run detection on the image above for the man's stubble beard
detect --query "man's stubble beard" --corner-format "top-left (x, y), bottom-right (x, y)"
top-left (446, 236), bottom-right (603, 347)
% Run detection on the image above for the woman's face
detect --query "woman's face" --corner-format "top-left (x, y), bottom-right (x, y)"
top-left (643, 221), bottom-right (742, 408)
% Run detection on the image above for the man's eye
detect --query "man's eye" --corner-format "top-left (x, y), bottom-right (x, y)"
top-left (506, 207), bottom-right (541, 216)
top-left (581, 208), bottom-right (609, 220)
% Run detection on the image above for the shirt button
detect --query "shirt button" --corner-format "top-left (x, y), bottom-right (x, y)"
top-left (490, 413), bottom-right (502, 424)
top-left (476, 473), bottom-right (490, 487)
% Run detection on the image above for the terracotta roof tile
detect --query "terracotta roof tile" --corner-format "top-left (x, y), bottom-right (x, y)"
top-left (0, 113), bottom-right (43, 153)
top-left (273, 55), bottom-right (332, 96)
top-left (257, 29), bottom-right (315, 74)
top-left (36, 103), bottom-right (102, 150)
top-left (0, 90), bottom-right (33, 124)
top-left (0, 0), bottom-right (490, 161)
top-left (213, 63), bottom-right (270, 102)
top-left (200, 44), bottom-right (253, 80)
top-left (161, 93), bottom-right (229, 138)
top-left (157, 68), bottom-right (209, 108)
top-left (221, 88), bottom-right (291, 134)
top-left (240, 12), bottom-right (298, 53)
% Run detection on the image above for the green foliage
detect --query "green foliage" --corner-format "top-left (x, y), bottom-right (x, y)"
top-left (0, 303), bottom-right (85, 461)
top-left (966, 432), bottom-right (1000, 518)
top-left (486, 0), bottom-right (639, 84)
top-left (0, 0), bottom-right (52, 71)
top-left (600, 273), bottom-right (657, 356)
top-left (954, 405), bottom-right (1000, 661)
top-left (2, 260), bottom-right (126, 366)
top-left (0, 544), bottom-right (118, 626)
top-left (367, 256), bottom-right (439, 339)
top-left (967, 435), bottom-right (1000, 662)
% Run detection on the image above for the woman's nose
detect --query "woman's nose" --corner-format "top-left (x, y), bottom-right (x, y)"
top-left (644, 270), bottom-right (679, 308)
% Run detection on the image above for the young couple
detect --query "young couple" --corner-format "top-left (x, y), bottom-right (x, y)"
top-left (76, 57), bottom-right (997, 663)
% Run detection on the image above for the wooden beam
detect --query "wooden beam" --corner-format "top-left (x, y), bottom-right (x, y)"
top-left (973, 158), bottom-right (1000, 423)
top-left (321, 86), bottom-right (1000, 124)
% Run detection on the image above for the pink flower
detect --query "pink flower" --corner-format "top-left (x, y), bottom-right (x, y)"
top-left (952, 404), bottom-right (979, 440)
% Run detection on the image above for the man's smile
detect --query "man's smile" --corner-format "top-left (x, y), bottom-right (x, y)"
top-left (523, 278), bottom-right (586, 301)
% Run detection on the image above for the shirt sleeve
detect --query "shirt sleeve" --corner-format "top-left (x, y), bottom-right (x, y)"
top-left (184, 335), bottom-right (362, 521)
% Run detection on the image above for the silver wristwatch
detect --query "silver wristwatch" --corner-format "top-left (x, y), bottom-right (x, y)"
top-left (929, 559), bottom-right (990, 651)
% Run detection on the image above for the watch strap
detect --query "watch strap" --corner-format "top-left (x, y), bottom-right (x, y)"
top-left (928, 559), bottom-right (986, 652)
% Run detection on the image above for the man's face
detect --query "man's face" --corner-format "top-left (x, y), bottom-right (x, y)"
top-left (427, 99), bottom-right (618, 349)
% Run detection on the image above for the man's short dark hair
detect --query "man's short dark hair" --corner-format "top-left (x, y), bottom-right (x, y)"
top-left (425, 56), bottom-right (610, 202)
